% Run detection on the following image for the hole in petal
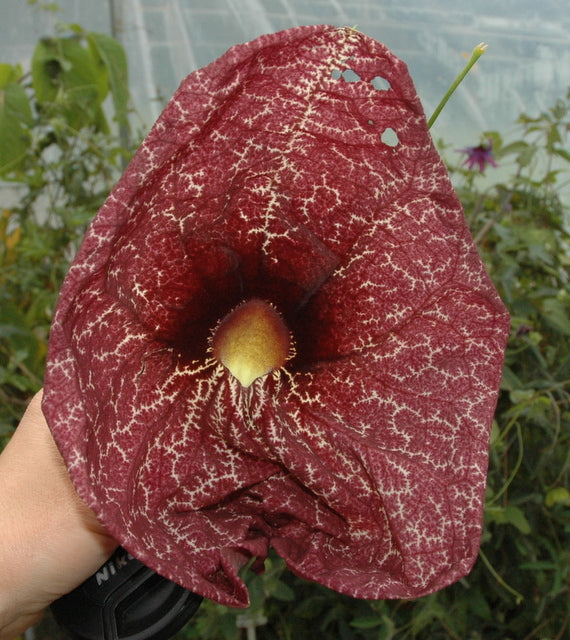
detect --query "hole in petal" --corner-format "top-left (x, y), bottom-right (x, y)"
top-left (331, 68), bottom-right (342, 80)
top-left (381, 127), bottom-right (399, 147)
top-left (342, 68), bottom-right (361, 83)
top-left (371, 75), bottom-right (391, 91)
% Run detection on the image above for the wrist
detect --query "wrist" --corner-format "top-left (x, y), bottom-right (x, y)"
top-left (0, 392), bottom-right (117, 638)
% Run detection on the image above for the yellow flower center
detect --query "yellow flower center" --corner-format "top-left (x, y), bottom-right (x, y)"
top-left (212, 299), bottom-right (290, 387)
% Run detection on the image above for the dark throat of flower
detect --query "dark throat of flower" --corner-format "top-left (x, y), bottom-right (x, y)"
top-left (211, 299), bottom-right (291, 387)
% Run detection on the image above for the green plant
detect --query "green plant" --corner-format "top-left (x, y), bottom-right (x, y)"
top-left (0, 23), bottom-right (136, 443)
top-left (456, 90), bottom-right (570, 639)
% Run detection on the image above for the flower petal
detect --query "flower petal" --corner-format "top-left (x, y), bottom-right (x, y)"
top-left (43, 25), bottom-right (510, 606)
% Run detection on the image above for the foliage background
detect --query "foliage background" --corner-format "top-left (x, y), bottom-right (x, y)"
top-left (0, 22), bottom-right (568, 640)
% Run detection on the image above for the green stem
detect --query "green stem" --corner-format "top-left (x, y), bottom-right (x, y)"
top-left (478, 548), bottom-right (524, 605)
top-left (486, 422), bottom-right (524, 506)
top-left (427, 43), bottom-right (488, 129)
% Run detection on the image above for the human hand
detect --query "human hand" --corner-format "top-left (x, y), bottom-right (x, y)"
top-left (0, 390), bottom-right (118, 639)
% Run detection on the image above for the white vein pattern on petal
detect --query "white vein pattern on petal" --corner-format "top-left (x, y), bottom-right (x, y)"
top-left (43, 26), bottom-right (509, 605)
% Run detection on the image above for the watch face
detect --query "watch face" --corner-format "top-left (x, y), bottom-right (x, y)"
top-left (51, 547), bottom-right (203, 640)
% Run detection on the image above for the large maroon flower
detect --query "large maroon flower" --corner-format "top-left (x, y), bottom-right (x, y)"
top-left (43, 25), bottom-right (510, 607)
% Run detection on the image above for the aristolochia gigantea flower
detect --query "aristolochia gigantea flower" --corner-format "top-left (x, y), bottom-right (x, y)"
top-left (43, 25), bottom-right (510, 607)
top-left (458, 138), bottom-right (498, 172)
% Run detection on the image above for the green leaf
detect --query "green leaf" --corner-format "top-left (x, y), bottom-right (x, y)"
top-left (411, 596), bottom-right (449, 635)
top-left (0, 302), bottom-right (40, 366)
top-left (87, 32), bottom-right (130, 129)
top-left (0, 325), bottom-right (29, 340)
top-left (514, 226), bottom-right (557, 265)
top-left (552, 146), bottom-right (570, 162)
top-left (467, 588), bottom-right (493, 619)
top-left (485, 505), bottom-right (531, 534)
top-left (515, 144), bottom-right (537, 168)
top-left (0, 63), bottom-right (22, 88)
top-left (545, 487), bottom-right (570, 507)
top-left (497, 140), bottom-right (529, 158)
top-left (501, 366), bottom-right (523, 391)
top-left (350, 615), bottom-right (384, 629)
top-left (0, 82), bottom-right (33, 175)
top-left (540, 298), bottom-right (570, 335)
top-left (31, 35), bottom-right (107, 129)
top-left (546, 122), bottom-right (562, 150)
top-left (489, 420), bottom-right (500, 446)
top-left (484, 130), bottom-right (503, 153)
top-left (377, 615), bottom-right (397, 640)
top-left (509, 388), bottom-right (535, 404)
top-left (269, 579), bottom-right (295, 602)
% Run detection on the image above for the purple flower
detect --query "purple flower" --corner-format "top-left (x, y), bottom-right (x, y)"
top-left (458, 139), bottom-right (498, 172)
